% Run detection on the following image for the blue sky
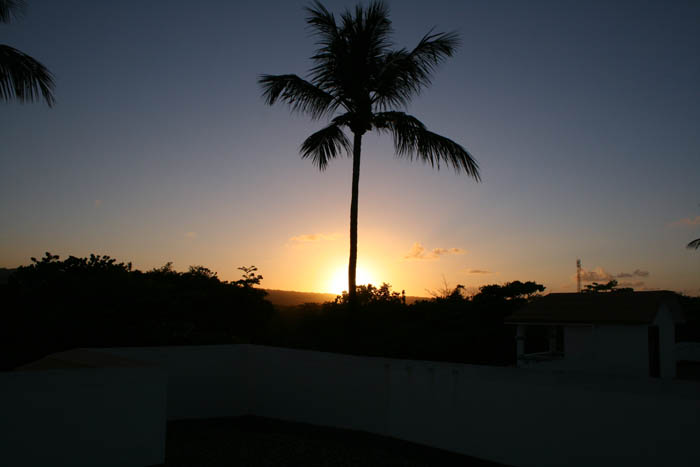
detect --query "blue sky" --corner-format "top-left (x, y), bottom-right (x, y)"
top-left (2, 0), bottom-right (699, 295)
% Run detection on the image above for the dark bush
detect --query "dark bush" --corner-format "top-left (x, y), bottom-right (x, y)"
top-left (0, 253), bottom-right (273, 370)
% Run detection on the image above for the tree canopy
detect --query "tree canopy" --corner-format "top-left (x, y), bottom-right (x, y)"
top-left (581, 280), bottom-right (633, 293)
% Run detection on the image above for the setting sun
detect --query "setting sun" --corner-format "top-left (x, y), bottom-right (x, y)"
top-left (328, 266), bottom-right (376, 295)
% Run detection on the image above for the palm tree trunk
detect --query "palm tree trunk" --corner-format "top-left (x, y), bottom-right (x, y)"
top-left (348, 131), bottom-right (362, 306)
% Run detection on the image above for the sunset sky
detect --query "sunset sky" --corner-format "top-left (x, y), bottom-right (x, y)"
top-left (2, 0), bottom-right (699, 296)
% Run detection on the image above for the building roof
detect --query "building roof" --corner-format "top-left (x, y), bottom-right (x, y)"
top-left (505, 291), bottom-right (684, 325)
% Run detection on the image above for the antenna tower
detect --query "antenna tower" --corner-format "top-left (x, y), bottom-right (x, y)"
top-left (576, 259), bottom-right (582, 293)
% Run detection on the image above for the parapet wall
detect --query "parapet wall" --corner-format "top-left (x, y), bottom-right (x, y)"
top-left (0, 354), bottom-right (167, 467)
top-left (104, 344), bottom-right (700, 467)
top-left (3, 344), bottom-right (699, 467)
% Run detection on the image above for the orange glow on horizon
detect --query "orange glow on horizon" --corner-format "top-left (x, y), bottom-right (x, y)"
top-left (327, 265), bottom-right (377, 294)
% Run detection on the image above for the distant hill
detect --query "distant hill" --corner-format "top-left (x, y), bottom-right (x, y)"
top-left (264, 289), bottom-right (428, 307)
top-left (264, 289), bottom-right (339, 307)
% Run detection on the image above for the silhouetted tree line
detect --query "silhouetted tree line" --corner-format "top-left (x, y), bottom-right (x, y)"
top-left (10, 253), bottom-right (695, 371)
top-left (1, 253), bottom-right (550, 369)
top-left (0, 253), bottom-right (273, 370)
top-left (263, 281), bottom-right (547, 366)
top-left (581, 280), bottom-right (633, 293)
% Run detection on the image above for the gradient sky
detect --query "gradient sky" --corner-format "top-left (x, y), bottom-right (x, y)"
top-left (2, 0), bottom-right (699, 295)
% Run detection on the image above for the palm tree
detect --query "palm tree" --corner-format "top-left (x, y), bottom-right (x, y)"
top-left (1, 0), bottom-right (55, 106)
top-left (259, 1), bottom-right (479, 304)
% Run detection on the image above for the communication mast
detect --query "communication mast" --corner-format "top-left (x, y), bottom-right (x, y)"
top-left (576, 259), bottom-right (582, 293)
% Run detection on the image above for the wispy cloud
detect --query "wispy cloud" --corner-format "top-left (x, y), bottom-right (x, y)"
top-left (616, 269), bottom-right (649, 278)
top-left (404, 242), bottom-right (466, 260)
top-left (467, 269), bottom-right (494, 274)
top-left (579, 267), bottom-right (614, 282)
top-left (184, 231), bottom-right (197, 239)
top-left (576, 267), bottom-right (650, 282)
top-left (289, 232), bottom-right (340, 243)
top-left (670, 216), bottom-right (700, 227)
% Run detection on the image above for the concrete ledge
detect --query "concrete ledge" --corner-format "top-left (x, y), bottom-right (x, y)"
top-left (1, 350), bottom-right (167, 467)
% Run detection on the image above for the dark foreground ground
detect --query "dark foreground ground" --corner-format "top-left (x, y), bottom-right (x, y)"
top-left (151, 416), bottom-right (509, 467)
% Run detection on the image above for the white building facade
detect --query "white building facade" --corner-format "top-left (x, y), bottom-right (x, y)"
top-left (506, 292), bottom-right (683, 379)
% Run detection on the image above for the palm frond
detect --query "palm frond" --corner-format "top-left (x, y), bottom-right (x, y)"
top-left (306, 0), bottom-right (344, 90)
top-left (688, 238), bottom-right (700, 250)
top-left (258, 74), bottom-right (337, 119)
top-left (340, 1), bottom-right (392, 56)
top-left (0, 0), bottom-right (26, 24)
top-left (0, 45), bottom-right (55, 106)
top-left (374, 111), bottom-right (479, 179)
top-left (372, 30), bottom-right (459, 109)
top-left (411, 30), bottom-right (460, 74)
top-left (300, 122), bottom-right (351, 171)
top-left (373, 110), bottom-right (426, 135)
top-left (309, 1), bottom-right (392, 107)
top-left (305, 1), bottom-right (340, 42)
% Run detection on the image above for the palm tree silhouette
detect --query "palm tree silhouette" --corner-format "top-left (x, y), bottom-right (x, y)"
top-left (1, 0), bottom-right (55, 106)
top-left (259, 1), bottom-right (479, 304)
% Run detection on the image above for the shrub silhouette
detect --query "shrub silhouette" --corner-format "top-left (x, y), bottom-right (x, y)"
top-left (333, 283), bottom-right (405, 307)
top-left (1, 253), bottom-right (273, 370)
top-left (581, 280), bottom-right (633, 293)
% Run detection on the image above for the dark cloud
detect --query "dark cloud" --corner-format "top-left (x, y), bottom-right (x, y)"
top-left (468, 269), bottom-right (493, 274)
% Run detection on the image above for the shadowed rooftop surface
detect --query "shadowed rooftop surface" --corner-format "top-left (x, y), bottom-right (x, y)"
top-left (152, 416), bottom-right (509, 467)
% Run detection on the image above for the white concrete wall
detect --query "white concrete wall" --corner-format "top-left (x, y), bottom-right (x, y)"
top-left (0, 366), bottom-right (167, 467)
top-left (100, 345), bottom-right (249, 420)
top-left (96, 344), bottom-right (700, 467)
top-left (386, 362), bottom-right (700, 467)
top-left (11, 343), bottom-right (696, 467)
top-left (521, 325), bottom-right (651, 377)
top-left (519, 306), bottom-right (679, 380)
top-left (245, 345), bottom-right (390, 434)
top-left (563, 325), bottom-right (593, 356)
top-left (676, 341), bottom-right (700, 362)
top-left (654, 305), bottom-right (677, 378)
top-left (590, 324), bottom-right (649, 376)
